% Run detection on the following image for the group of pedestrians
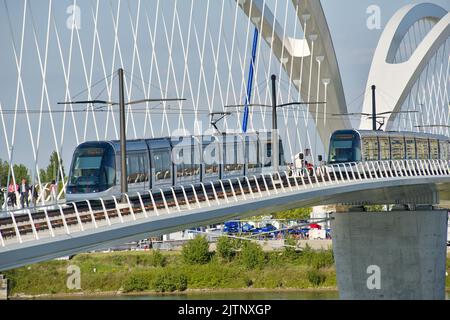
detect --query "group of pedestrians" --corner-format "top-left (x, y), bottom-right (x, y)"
top-left (3, 179), bottom-right (57, 209)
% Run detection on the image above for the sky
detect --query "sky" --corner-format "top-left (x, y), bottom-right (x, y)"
top-left (0, 0), bottom-right (448, 177)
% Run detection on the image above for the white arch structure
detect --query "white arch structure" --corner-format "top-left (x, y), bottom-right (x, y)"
top-left (362, 3), bottom-right (450, 132)
top-left (237, 0), bottom-right (350, 148)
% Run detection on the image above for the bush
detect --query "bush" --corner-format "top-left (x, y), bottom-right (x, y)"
top-left (283, 236), bottom-right (298, 259)
top-left (298, 245), bottom-right (334, 269)
top-left (216, 236), bottom-right (239, 261)
top-left (149, 250), bottom-right (167, 267)
top-left (182, 235), bottom-right (211, 265)
top-left (239, 241), bottom-right (266, 270)
top-left (307, 269), bottom-right (326, 287)
top-left (122, 272), bottom-right (151, 292)
top-left (153, 271), bottom-right (187, 292)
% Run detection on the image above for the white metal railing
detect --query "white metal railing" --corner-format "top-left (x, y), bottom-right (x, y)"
top-left (0, 159), bottom-right (449, 248)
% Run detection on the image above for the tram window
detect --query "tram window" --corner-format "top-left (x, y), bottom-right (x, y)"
top-left (127, 153), bottom-right (148, 183)
top-left (193, 143), bottom-right (201, 176)
top-left (362, 138), bottom-right (379, 161)
top-left (262, 142), bottom-right (272, 168)
top-left (439, 141), bottom-right (449, 160)
top-left (247, 139), bottom-right (259, 170)
top-left (416, 139), bottom-right (429, 159)
top-left (203, 142), bottom-right (219, 176)
top-left (329, 139), bottom-right (353, 163)
top-left (279, 140), bottom-right (286, 165)
top-left (405, 137), bottom-right (416, 159)
top-left (225, 141), bottom-right (240, 173)
top-left (153, 151), bottom-right (171, 181)
top-left (379, 137), bottom-right (390, 160)
top-left (390, 138), bottom-right (405, 160)
top-left (430, 139), bottom-right (439, 159)
top-left (103, 150), bottom-right (116, 186)
top-left (176, 148), bottom-right (184, 178)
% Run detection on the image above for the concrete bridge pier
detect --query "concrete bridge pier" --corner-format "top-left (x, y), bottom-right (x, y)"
top-left (331, 207), bottom-right (448, 300)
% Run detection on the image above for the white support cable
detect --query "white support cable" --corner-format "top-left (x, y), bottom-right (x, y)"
top-left (173, 0), bottom-right (195, 132)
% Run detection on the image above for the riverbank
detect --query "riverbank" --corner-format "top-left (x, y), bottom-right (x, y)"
top-left (4, 241), bottom-right (337, 298)
top-left (4, 239), bottom-right (450, 299)
top-left (12, 287), bottom-right (340, 300)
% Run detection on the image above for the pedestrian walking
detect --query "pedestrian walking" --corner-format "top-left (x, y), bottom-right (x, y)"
top-left (49, 180), bottom-right (57, 202)
top-left (7, 181), bottom-right (18, 208)
top-left (19, 178), bottom-right (31, 208)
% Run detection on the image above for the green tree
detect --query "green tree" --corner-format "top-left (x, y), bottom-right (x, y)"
top-left (271, 207), bottom-right (312, 220)
top-left (216, 236), bottom-right (240, 261)
top-left (239, 241), bottom-right (266, 269)
top-left (39, 169), bottom-right (47, 184)
top-left (44, 151), bottom-right (65, 183)
top-left (182, 235), bottom-right (211, 265)
top-left (0, 159), bottom-right (9, 186)
top-left (12, 164), bottom-right (30, 182)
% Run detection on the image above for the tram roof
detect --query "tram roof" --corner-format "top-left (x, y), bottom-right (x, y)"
top-left (352, 129), bottom-right (449, 141)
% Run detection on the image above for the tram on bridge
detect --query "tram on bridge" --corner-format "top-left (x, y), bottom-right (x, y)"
top-left (66, 132), bottom-right (286, 202)
top-left (328, 129), bottom-right (450, 164)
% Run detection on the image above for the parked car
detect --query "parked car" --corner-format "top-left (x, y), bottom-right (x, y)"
top-left (223, 221), bottom-right (240, 234)
top-left (242, 223), bottom-right (255, 233)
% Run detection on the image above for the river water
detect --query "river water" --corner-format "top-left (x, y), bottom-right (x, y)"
top-left (39, 290), bottom-right (450, 300)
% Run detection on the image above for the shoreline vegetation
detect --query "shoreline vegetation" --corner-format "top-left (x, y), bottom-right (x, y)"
top-left (4, 236), bottom-right (450, 299)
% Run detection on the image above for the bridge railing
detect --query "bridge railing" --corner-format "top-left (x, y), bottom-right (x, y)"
top-left (0, 159), bottom-right (449, 248)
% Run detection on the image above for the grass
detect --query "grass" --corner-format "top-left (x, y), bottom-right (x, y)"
top-left (3, 248), bottom-right (449, 297)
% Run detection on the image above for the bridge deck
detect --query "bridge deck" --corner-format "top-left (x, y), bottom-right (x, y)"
top-left (1, 159), bottom-right (450, 271)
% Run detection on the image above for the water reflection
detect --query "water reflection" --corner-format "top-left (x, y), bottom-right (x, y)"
top-left (36, 290), bottom-right (450, 300)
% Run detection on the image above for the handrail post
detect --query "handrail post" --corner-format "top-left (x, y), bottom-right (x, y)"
top-left (210, 182), bottom-right (221, 205)
top-left (43, 207), bottom-right (55, 237)
top-left (159, 189), bottom-right (171, 214)
top-left (100, 198), bottom-right (111, 226)
top-left (27, 208), bottom-right (39, 240)
top-left (112, 196), bottom-right (125, 222)
top-left (58, 204), bottom-right (70, 235)
top-left (170, 187), bottom-right (181, 212)
top-left (219, 180), bottom-right (230, 203)
top-left (72, 202), bottom-right (84, 231)
top-left (181, 186), bottom-right (192, 210)
top-left (136, 192), bottom-right (148, 218)
top-left (86, 200), bottom-right (98, 229)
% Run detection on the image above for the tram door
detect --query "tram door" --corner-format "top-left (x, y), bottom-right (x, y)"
top-left (151, 148), bottom-right (173, 188)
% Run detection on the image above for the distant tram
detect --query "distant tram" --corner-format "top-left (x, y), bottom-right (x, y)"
top-left (328, 129), bottom-right (450, 164)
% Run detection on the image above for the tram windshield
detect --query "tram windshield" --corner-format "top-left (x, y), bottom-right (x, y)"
top-left (67, 144), bottom-right (116, 194)
top-left (328, 133), bottom-right (360, 164)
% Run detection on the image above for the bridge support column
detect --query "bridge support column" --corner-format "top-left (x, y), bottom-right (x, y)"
top-left (0, 274), bottom-right (7, 300)
top-left (331, 209), bottom-right (448, 300)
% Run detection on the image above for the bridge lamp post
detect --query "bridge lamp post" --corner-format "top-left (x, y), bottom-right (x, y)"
top-left (225, 74), bottom-right (326, 172)
top-left (58, 68), bottom-right (186, 202)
